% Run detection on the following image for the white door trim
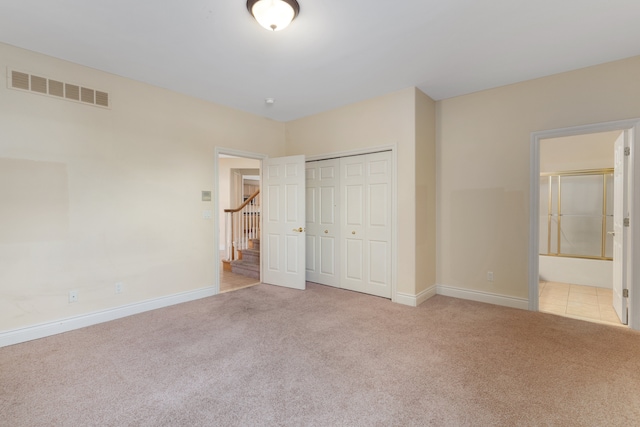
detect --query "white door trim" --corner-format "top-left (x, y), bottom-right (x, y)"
top-left (213, 147), bottom-right (267, 295)
top-left (529, 119), bottom-right (640, 330)
top-left (305, 144), bottom-right (398, 303)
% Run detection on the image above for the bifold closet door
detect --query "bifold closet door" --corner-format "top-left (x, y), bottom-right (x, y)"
top-left (305, 159), bottom-right (340, 287)
top-left (340, 151), bottom-right (392, 298)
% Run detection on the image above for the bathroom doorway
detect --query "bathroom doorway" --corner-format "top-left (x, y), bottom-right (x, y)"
top-left (529, 119), bottom-right (640, 330)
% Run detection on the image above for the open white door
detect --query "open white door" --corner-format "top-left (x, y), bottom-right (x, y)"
top-left (612, 131), bottom-right (628, 324)
top-left (263, 155), bottom-right (306, 290)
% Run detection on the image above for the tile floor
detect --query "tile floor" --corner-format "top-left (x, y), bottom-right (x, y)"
top-left (539, 281), bottom-right (624, 327)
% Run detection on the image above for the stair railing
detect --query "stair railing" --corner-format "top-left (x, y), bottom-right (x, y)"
top-left (224, 189), bottom-right (260, 261)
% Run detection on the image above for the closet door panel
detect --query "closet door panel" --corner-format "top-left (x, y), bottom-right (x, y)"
top-left (305, 159), bottom-right (340, 287)
top-left (305, 165), bottom-right (320, 281)
top-left (305, 234), bottom-right (316, 274)
top-left (369, 183), bottom-right (388, 226)
top-left (319, 236), bottom-right (336, 276)
top-left (345, 239), bottom-right (364, 280)
top-left (340, 156), bottom-right (367, 293)
top-left (345, 185), bottom-right (363, 226)
top-left (367, 152), bottom-right (392, 294)
top-left (320, 186), bottom-right (336, 224)
top-left (340, 151), bottom-right (392, 298)
top-left (369, 240), bottom-right (389, 286)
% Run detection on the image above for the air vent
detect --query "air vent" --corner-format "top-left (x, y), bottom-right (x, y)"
top-left (11, 71), bottom-right (29, 90)
top-left (65, 84), bottom-right (80, 101)
top-left (8, 69), bottom-right (110, 109)
top-left (95, 91), bottom-right (109, 107)
top-left (80, 87), bottom-right (94, 104)
top-left (49, 80), bottom-right (64, 97)
top-left (31, 75), bottom-right (47, 94)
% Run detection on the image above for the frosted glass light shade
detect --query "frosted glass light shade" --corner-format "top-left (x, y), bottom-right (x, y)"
top-left (247, 0), bottom-right (300, 31)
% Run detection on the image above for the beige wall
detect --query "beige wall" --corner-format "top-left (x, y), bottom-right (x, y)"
top-left (415, 89), bottom-right (437, 293)
top-left (0, 43), bottom-right (285, 331)
top-left (436, 56), bottom-right (640, 299)
top-left (285, 87), bottom-right (436, 296)
top-left (4, 38), bottom-right (639, 335)
top-left (540, 131), bottom-right (619, 173)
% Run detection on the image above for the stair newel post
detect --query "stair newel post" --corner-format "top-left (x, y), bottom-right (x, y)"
top-left (225, 212), bottom-right (229, 261)
top-left (246, 203), bottom-right (250, 243)
top-left (227, 212), bottom-right (235, 261)
top-left (233, 211), bottom-right (236, 260)
top-left (249, 201), bottom-right (254, 241)
top-left (243, 204), bottom-right (248, 250)
top-left (244, 204), bottom-right (248, 246)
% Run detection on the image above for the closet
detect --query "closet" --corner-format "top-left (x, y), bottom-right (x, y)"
top-left (305, 151), bottom-right (392, 298)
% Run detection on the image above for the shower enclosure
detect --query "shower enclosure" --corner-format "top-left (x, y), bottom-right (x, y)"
top-left (539, 169), bottom-right (613, 260)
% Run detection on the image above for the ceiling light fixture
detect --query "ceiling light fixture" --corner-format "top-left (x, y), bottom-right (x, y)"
top-left (247, 0), bottom-right (300, 32)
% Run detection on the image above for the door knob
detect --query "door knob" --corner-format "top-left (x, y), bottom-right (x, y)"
top-left (352, 231), bottom-right (356, 235)
top-left (324, 230), bottom-right (328, 234)
top-left (608, 231), bottom-right (615, 236)
top-left (292, 227), bottom-right (304, 232)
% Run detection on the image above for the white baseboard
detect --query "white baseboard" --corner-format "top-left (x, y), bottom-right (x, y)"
top-left (395, 285), bottom-right (437, 307)
top-left (436, 284), bottom-right (529, 310)
top-left (0, 286), bottom-right (217, 348)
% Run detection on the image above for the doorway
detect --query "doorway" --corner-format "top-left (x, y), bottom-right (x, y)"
top-left (529, 119), bottom-right (640, 330)
top-left (538, 131), bottom-right (621, 326)
top-left (214, 149), bottom-right (264, 294)
top-left (214, 150), bottom-right (308, 294)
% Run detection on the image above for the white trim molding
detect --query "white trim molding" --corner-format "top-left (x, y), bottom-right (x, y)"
top-left (396, 285), bottom-right (437, 307)
top-left (0, 286), bottom-right (216, 348)
top-left (436, 284), bottom-right (529, 310)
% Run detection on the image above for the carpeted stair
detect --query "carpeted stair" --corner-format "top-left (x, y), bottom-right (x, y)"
top-left (230, 239), bottom-right (260, 279)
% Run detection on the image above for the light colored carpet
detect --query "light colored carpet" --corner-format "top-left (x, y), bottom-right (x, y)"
top-left (2, 283), bottom-right (640, 426)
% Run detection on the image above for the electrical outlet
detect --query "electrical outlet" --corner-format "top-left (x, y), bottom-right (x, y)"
top-left (487, 271), bottom-right (494, 282)
top-left (69, 290), bottom-right (78, 303)
top-left (115, 282), bottom-right (123, 294)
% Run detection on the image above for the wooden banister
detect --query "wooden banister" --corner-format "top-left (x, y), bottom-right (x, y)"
top-left (224, 189), bottom-right (260, 262)
top-left (224, 189), bottom-right (260, 213)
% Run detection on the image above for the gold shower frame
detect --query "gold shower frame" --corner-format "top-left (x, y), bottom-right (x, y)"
top-left (540, 168), bottom-right (614, 261)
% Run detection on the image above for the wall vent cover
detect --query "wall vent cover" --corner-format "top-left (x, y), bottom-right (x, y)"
top-left (8, 68), bottom-right (110, 109)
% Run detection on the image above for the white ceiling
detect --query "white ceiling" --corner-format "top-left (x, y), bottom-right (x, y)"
top-left (1, 0), bottom-right (639, 122)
